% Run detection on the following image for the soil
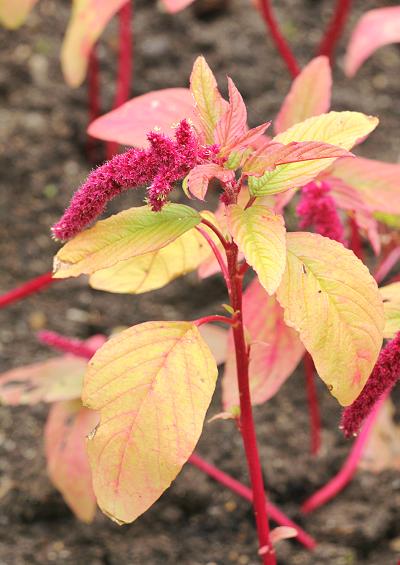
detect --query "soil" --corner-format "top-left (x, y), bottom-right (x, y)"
top-left (1, 0), bottom-right (400, 563)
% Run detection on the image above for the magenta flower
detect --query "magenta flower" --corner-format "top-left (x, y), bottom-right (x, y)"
top-left (52, 120), bottom-right (218, 240)
top-left (296, 180), bottom-right (346, 244)
top-left (341, 332), bottom-right (400, 437)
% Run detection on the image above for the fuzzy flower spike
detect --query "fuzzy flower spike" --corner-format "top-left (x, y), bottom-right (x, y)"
top-left (341, 331), bottom-right (400, 437)
top-left (52, 120), bottom-right (218, 240)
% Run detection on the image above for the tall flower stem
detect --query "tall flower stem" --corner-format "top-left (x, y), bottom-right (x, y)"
top-left (304, 353), bottom-right (321, 456)
top-left (0, 271), bottom-right (55, 309)
top-left (227, 243), bottom-right (275, 564)
top-left (257, 0), bottom-right (300, 78)
top-left (317, 0), bottom-right (352, 62)
top-left (106, 0), bottom-right (133, 160)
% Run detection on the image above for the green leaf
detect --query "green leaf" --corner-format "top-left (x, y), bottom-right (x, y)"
top-left (82, 321), bottom-right (218, 524)
top-left (227, 204), bottom-right (286, 295)
top-left (53, 204), bottom-right (201, 278)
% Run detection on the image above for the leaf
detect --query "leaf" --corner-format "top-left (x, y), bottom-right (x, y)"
top-left (379, 282), bottom-right (400, 339)
top-left (222, 278), bottom-right (304, 408)
top-left (190, 56), bottom-right (228, 143)
top-left (161, 0), bottom-right (195, 12)
top-left (187, 164), bottom-right (235, 200)
top-left (215, 78), bottom-right (247, 152)
top-left (248, 112), bottom-right (378, 196)
top-left (244, 140), bottom-right (352, 178)
top-left (345, 7), bottom-right (400, 77)
top-left (45, 400), bottom-right (98, 523)
top-left (89, 228), bottom-right (211, 294)
top-left (275, 56), bottom-right (332, 134)
top-left (329, 156), bottom-right (400, 215)
top-left (0, 356), bottom-right (87, 406)
top-left (87, 88), bottom-right (197, 147)
top-left (276, 232), bottom-right (384, 406)
top-left (82, 321), bottom-right (218, 524)
top-left (61, 0), bottom-right (130, 88)
top-left (0, 0), bottom-right (37, 28)
top-left (227, 204), bottom-right (286, 295)
top-left (360, 398), bottom-right (400, 473)
top-left (53, 204), bottom-right (201, 279)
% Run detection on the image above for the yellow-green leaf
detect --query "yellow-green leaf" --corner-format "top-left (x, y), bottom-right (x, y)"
top-left (82, 321), bottom-right (218, 524)
top-left (61, 0), bottom-right (129, 88)
top-left (0, 0), bottom-right (37, 28)
top-left (227, 204), bottom-right (286, 295)
top-left (53, 204), bottom-right (201, 279)
top-left (277, 232), bottom-right (384, 406)
top-left (89, 228), bottom-right (210, 294)
top-left (380, 282), bottom-right (400, 339)
top-left (249, 111), bottom-right (378, 196)
top-left (190, 56), bottom-right (227, 143)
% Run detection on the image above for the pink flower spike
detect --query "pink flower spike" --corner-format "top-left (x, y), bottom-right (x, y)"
top-left (296, 180), bottom-right (346, 244)
top-left (52, 120), bottom-right (216, 240)
top-left (341, 332), bottom-right (400, 437)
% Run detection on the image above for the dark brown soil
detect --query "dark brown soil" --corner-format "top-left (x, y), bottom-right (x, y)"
top-left (1, 0), bottom-right (400, 563)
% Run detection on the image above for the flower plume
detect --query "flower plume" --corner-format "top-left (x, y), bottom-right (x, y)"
top-left (52, 120), bottom-right (218, 240)
top-left (296, 180), bottom-right (346, 244)
top-left (341, 332), bottom-right (400, 437)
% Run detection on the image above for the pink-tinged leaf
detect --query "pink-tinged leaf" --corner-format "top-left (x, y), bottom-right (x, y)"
top-left (161, 0), bottom-right (195, 12)
top-left (345, 7), bottom-right (400, 77)
top-left (0, 356), bottom-right (87, 406)
top-left (244, 140), bottom-right (353, 178)
top-left (215, 78), bottom-right (248, 154)
top-left (329, 176), bottom-right (381, 255)
top-left (270, 527), bottom-right (298, 546)
top-left (224, 122), bottom-right (271, 157)
top-left (275, 56), bottom-right (332, 134)
top-left (61, 0), bottom-right (130, 88)
top-left (222, 278), bottom-right (304, 409)
top-left (88, 88), bottom-right (196, 147)
top-left (330, 157), bottom-right (400, 215)
top-left (0, 0), bottom-right (37, 29)
top-left (190, 56), bottom-right (228, 143)
top-left (187, 164), bottom-right (235, 200)
top-left (45, 400), bottom-right (98, 523)
top-left (83, 321), bottom-right (218, 524)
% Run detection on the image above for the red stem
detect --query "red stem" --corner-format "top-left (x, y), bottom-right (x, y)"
top-left (194, 315), bottom-right (235, 327)
top-left (317, 0), bottom-right (352, 62)
top-left (0, 272), bottom-right (55, 309)
top-left (37, 330), bottom-right (95, 359)
top-left (189, 453), bottom-right (316, 550)
top-left (374, 245), bottom-right (400, 284)
top-left (348, 216), bottom-right (363, 260)
top-left (196, 226), bottom-right (231, 292)
top-left (304, 353), bottom-right (321, 456)
top-left (87, 46), bottom-right (101, 162)
top-left (200, 218), bottom-right (229, 250)
top-left (301, 391), bottom-right (388, 514)
top-left (257, 0), bottom-right (300, 78)
top-left (106, 1), bottom-right (133, 160)
top-left (227, 244), bottom-right (275, 564)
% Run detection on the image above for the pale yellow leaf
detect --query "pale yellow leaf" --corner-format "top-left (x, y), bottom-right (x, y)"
top-left (82, 321), bottom-right (218, 524)
top-left (0, 0), bottom-right (37, 28)
top-left (379, 282), bottom-right (400, 339)
top-left (53, 204), bottom-right (201, 279)
top-left (277, 232), bottom-right (384, 405)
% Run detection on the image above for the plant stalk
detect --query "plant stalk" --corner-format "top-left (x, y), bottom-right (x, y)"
top-left (0, 271), bottom-right (55, 309)
top-left (317, 0), bottom-right (352, 62)
top-left (227, 243), bottom-right (276, 564)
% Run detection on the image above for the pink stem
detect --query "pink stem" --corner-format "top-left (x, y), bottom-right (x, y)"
top-left (374, 245), bottom-right (400, 284)
top-left (304, 353), bottom-right (321, 456)
top-left (196, 226), bottom-right (231, 293)
top-left (0, 272), bottom-right (55, 309)
top-left (86, 46), bottom-right (101, 162)
top-left (301, 391), bottom-right (388, 514)
top-left (37, 330), bottom-right (95, 359)
top-left (257, 0), bottom-right (300, 78)
top-left (348, 216), bottom-right (363, 260)
top-left (317, 0), bottom-right (352, 62)
top-left (189, 453), bottom-right (316, 550)
top-left (106, 1), bottom-right (133, 160)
